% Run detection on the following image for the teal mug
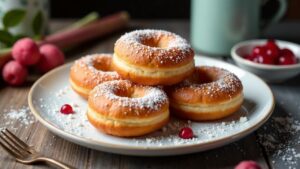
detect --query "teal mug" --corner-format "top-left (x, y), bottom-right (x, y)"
top-left (191, 0), bottom-right (287, 56)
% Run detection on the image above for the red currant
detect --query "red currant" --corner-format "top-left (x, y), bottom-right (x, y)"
top-left (253, 55), bottom-right (275, 65)
top-left (179, 127), bottom-right (194, 139)
top-left (280, 48), bottom-right (294, 58)
top-left (265, 39), bottom-right (279, 50)
top-left (252, 46), bottom-right (266, 56)
top-left (60, 104), bottom-right (73, 114)
top-left (278, 55), bottom-right (297, 65)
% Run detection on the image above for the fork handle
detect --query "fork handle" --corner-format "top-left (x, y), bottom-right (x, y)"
top-left (38, 157), bottom-right (72, 169)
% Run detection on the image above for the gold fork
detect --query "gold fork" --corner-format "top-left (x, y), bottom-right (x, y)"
top-left (0, 128), bottom-right (72, 169)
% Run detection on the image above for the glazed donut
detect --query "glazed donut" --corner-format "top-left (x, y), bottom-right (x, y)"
top-left (70, 54), bottom-right (121, 98)
top-left (166, 66), bottom-right (243, 121)
top-left (112, 29), bottom-right (195, 85)
top-left (87, 80), bottom-right (169, 137)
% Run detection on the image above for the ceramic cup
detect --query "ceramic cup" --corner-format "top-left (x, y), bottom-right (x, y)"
top-left (191, 0), bottom-right (287, 56)
top-left (0, 0), bottom-right (50, 37)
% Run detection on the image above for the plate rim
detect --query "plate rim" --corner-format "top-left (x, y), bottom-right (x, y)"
top-left (28, 55), bottom-right (275, 152)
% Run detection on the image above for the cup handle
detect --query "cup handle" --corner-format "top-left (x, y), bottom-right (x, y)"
top-left (261, 0), bottom-right (287, 29)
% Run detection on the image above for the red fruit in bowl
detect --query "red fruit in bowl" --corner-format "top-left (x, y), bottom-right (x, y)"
top-left (12, 38), bottom-right (41, 66)
top-left (278, 55), bottom-right (297, 65)
top-left (244, 54), bottom-right (256, 61)
top-left (265, 39), bottom-right (279, 50)
top-left (252, 46), bottom-right (266, 56)
top-left (264, 39), bottom-right (280, 60)
top-left (2, 60), bottom-right (28, 86)
top-left (280, 48), bottom-right (294, 57)
top-left (235, 160), bottom-right (261, 169)
top-left (36, 44), bottom-right (65, 73)
top-left (253, 55), bottom-right (275, 65)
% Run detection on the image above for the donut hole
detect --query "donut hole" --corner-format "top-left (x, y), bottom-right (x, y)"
top-left (93, 58), bottom-right (113, 72)
top-left (114, 87), bottom-right (145, 98)
top-left (140, 36), bottom-right (170, 49)
top-left (189, 69), bottom-right (219, 84)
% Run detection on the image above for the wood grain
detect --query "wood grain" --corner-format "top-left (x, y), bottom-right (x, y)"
top-left (1, 19), bottom-right (299, 169)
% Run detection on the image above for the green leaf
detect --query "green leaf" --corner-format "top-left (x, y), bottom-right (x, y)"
top-left (32, 10), bottom-right (44, 36)
top-left (3, 9), bottom-right (26, 29)
top-left (0, 30), bottom-right (14, 46)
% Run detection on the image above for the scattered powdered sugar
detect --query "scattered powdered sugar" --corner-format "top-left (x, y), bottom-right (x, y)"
top-left (258, 116), bottom-right (300, 168)
top-left (239, 116), bottom-right (248, 123)
top-left (0, 106), bottom-right (36, 131)
top-left (133, 115), bottom-right (250, 146)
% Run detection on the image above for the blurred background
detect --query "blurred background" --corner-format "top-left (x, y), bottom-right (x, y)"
top-left (51, 0), bottom-right (300, 19)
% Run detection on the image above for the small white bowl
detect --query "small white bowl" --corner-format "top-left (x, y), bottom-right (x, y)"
top-left (231, 39), bottom-right (300, 83)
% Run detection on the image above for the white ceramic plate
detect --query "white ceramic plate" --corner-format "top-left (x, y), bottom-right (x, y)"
top-left (28, 55), bottom-right (274, 156)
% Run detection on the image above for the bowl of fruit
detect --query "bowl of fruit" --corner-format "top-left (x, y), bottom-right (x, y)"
top-left (231, 39), bottom-right (300, 82)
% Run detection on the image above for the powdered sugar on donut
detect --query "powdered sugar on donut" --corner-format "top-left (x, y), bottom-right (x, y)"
top-left (178, 66), bottom-right (243, 98)
top-left (72, 54), bottom-right (120, 84)
top-left (93, 80), bottom-right (168, 112)
top-left (115, 29), bottom-right (194, 64)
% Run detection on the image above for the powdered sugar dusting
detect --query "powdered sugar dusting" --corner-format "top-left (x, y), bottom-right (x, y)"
top-left (177, 66), bottom-right (242, 98)
top-left (0, 106), bottom-right (36, 131)
top-left (116, 29), bottom-right (193, 64)
top-left (72, 54), bottom-right (120, 85)
top-left (258, 116), bottom-right (300, 168)
top-left (93, 80), bottom-right (168, 112)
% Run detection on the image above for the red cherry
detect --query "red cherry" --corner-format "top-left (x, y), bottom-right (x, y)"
top-left (253, 55), bottom-right (275, 65)
top-left (60, 104), bottom-right (73, 114)
top-left (280, 48), bottom-right (294, 57)
top-left (265, 47), bottom-right (279, 59)
top-left (278, 55), bottom-right (297, 65)
top-left (252, 46), bottom-right (266, 56)
top-left (265, 39), bottom-right (279, 49)
top-left (179, 127), bottom-right (194, 139)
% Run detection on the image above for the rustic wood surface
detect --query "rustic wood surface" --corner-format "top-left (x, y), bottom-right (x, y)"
top-left (0, 20), bottom-right (299, 169)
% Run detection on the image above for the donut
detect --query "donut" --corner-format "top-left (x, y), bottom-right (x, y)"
top-left (112, 29), bottom-right (195, 85)
top-left (166, 66), bottom-right (243, 121)
top-left (87, 80), bottom-right (169, 137)
top-left (70, 54), bottom-right (121, 98)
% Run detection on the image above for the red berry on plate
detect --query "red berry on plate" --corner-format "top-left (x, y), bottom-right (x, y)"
top-left (12, 38), bottom-right (41, 66)
top-left (60, 104), bottom-right (73, 114)
top-left (280, 48), bottom-right (294, 58)
top-left (36, 44), bottom-right (65, 73)
top-left (179, 127), bottom-right (194, 139)
top-left (2, 60), bottom-right (28, 86)
top-left (278, 55), bottom-right (297, 65)
top-left (235, 160), bottom-right (261, 169)
top-left (252, 46), bottom-right (266, 56)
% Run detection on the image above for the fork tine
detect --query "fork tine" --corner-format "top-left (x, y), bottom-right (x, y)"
top-left (0, 134), bottom-right (29, 158)
top-left (4, 129), bottom-right (30, 149)
top-left (0, 137), bottom-right (23, 158)
top-left (1, 131), bottom-right (32, 154)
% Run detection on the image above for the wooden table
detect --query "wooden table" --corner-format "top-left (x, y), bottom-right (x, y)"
top-left (0, 20), bottom-right (300, 169)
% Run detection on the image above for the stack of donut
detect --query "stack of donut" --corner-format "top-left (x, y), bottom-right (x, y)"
top-left (70, 29), bottom-right (244, 137)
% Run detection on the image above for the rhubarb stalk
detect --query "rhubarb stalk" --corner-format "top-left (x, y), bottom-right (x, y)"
top-left (42, 11), bottom-right (129, 49)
